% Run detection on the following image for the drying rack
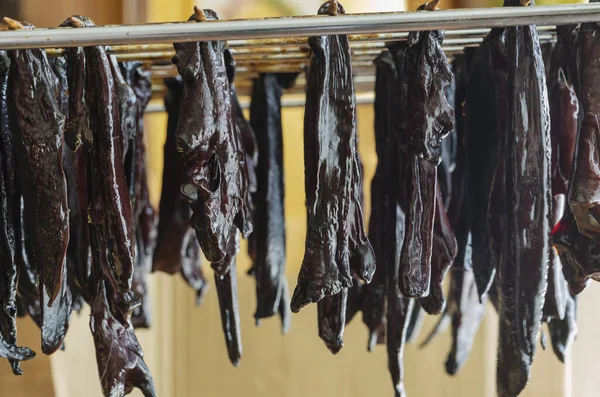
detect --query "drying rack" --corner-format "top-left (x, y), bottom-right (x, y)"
top-left (1, 3), bottom-right (599, 110)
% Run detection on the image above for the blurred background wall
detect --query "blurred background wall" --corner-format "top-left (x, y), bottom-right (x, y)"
top-left (0, 0), bottom-right (596, 396)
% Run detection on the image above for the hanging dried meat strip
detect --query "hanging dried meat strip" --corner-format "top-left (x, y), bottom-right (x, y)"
top-left (553, 206), bottom-right (599, 294)
top-left (397, 156), bottom-right (437, 298)
top-left (120, 61), bottom-right (155, 328)
top-left (59, 16), bottom-right (94, 150)
top-left (547, 294), bottom-right (577, 363)
top-left (388, 1), bottom-right (454, 299)
top-left (64, 15), bottom-right (156, 396)
top-left (248, 73), bottom-right (297, 328)
top-left (153, 76), bottom-right (207, 303)
top-left (568, 19), bottom-right (600, 244)
top-left (544, 51), bottom-right (577, 320)
top-left (402, 0), bottom-right (454, 165)
top-left (466, 28), bottom-right (506, 299)
top-left (109, 58), bottom-right (137, 161)
top-left (172, 7), bottom-right (252, 266)
top-left (225, 49), bottom-right (258, 201)
top-left (5, 18), bottom-right (70, 304)
top-left (318, 289), bottom-right (347, 354)
top-left (418, 186), bottom-right (457, 315)
top-left (56, 18), bottom-right (93, 303)
top-left (495, 4), bottom-right (552, 395)
top-left (361, 50), bottom-right (396, 351)
top-left (0, 49), bottom-right (35, 373)
top-left (213, 227), bottom-right (243, 366)
top-left (291, 0), bottom-right (374, 313)
top-left (551, 70), bottom-right (578, 198)
top-left (90, 280), bottom-right (155, 396)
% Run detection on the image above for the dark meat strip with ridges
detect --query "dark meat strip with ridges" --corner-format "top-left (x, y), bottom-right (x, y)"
top-left (402, 0), bottom-right (455, 165)
top-left (0, 49), bottom-right (35, 372)
top-left (172, 8), bottom-right (252, 266)
top-left (496, 8), bottom-right (552, 396)
top-left (291, 0), bottom-right (372, 312)
top-left (5, 18), bottom-right (70, 304)
top-left (90, 280), bottom-right (156, 397)
top-left (71, 14), bottom-right (156, 396)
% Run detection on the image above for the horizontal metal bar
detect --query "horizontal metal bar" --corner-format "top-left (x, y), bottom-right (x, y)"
top-left (0, 4), bottom-right (595, 50)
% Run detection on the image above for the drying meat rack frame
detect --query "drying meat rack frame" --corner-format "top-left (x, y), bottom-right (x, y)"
top-left (1, 3), bottom-right (599, 108)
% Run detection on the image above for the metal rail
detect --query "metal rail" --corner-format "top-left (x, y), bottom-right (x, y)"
top-left (0, 4), bottom-right (596, 50)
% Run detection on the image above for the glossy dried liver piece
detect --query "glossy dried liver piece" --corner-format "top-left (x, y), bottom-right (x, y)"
top-left (496, 10), bottom-right (552, 397)
top-left (249, 74), bottom-right (296, 328)
top-left (5, 18), bottom-right (70, 305)
top-left (0, 49), bottom-right (35, 371)
top-left (568, 20), bottom-right (600, 244)
top-left (172, 7), bottom-right (252, 265)
top-left (292, 0), bottom-right (374, 312)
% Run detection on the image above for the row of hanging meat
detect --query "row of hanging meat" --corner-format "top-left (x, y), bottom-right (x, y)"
top-left (0, 0), bottom-right (596, 396)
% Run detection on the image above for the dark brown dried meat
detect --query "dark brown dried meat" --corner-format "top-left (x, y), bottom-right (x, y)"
top-left (568, 20), bottom-right (600, 244)
top-left (317, 289), bottom-right (347, 354)
top-left (0, 49), bottom-right (35, 373)
top-left (152, 76), bottom-right (208, 303)
top-left (213, 227), bottom-right (243, 366)
top-left (496, 15), bottom-right (551, 397)
top-left (418, 185), bottom-right (457, 315)
top-left (248, 73), bottom-right (295, 326)
top-left (6, 19), bottom-right (70, 304)
top-left (466, 28), bottom-right (505, 299)
top-left (291, 1), bottom-right (374, 312)
top-left (402, 1), bottom-right (454, 165)
top-left (172, 8), bottom-right (252, 265)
